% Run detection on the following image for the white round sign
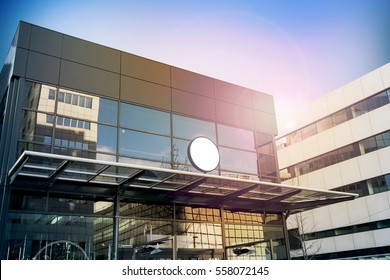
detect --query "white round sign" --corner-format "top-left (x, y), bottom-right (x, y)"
top-left (188, 137), bottom-right (220, 172)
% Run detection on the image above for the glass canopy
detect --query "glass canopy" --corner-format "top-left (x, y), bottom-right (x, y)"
top-left (8, 151), bottom-right (358, 214)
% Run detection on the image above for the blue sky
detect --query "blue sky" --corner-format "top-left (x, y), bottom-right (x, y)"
top-left (1, 0), bottom-right (390, 118)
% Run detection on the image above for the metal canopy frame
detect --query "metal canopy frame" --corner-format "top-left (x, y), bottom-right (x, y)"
top-left (8, 151), bottom-right (358, 214)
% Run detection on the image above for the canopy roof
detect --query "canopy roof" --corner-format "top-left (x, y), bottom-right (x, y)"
top-left (8, 151), bottom-right (358, 214)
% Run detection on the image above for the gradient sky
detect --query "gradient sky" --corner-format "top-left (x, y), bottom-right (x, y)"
top-left (1, 0), bottom-right (390, 120)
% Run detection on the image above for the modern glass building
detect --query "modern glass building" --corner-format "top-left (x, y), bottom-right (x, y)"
top-left (0, 22), bottom-right (356, 260)
top-left (277, 63), bottom-right (390, 259)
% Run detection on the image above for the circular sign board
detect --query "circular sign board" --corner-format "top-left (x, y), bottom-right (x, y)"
top-left (187, 137), bottom-right (220, 172)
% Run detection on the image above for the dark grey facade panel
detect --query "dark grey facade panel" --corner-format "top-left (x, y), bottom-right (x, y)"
top-left (171, 67), bottom-right (215, 98)
top-left (252, 90), bottom-right (276, 115)
top-left (26, 51), bottom-right (61, 85)
top-left (215, 99), bottom-right (255, 130)
top-left (172, 88), bottom-right (216, 121)
top-left (214, 79), bottom-right (253, 108)
top-left (62, 35), bottom-right (121, 73)
top-left (120, 75), bottom-right (171, 110)
top-left (16, 22), bottom-right (31, 50)
top-left (30, 25), bottom-right (63, 57)
top-left (59, 60), bottom-right (120, 99)
top-left (121, 52), bottom-right (171, 87)
top-left (13, 22), bottom-right (278, 135)
top-left (12, 48), bottom-right (28, 78)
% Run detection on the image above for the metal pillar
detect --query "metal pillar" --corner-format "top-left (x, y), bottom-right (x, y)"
top-left (112, 195), bottom-right (120, 260)
top-left (282, 211), bottom-right (291, 260)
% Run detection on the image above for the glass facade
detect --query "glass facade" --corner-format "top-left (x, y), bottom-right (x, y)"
top-left (1, 79), bottom-right (286, 260)
top-left (5, 190), bottom-right (286, 260)
top-left (17, 81), bottom-right (279, 182)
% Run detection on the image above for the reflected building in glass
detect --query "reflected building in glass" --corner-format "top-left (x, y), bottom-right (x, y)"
top-left (0, 22), bottom-right (356, 260)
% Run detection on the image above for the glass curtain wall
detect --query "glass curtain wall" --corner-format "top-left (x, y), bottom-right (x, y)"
top-left (4, 191), bottom-right (287, 260)
top-left (17, 80), bottom-right (279, 181)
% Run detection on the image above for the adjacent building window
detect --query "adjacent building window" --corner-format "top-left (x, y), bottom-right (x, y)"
top-left (277, 87), bottom-right (390, 150)
top-left (282, 130), bottom-right (390, 178)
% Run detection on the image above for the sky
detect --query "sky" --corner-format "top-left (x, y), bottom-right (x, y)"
top-left (1, 0), bottom-right (390, 120)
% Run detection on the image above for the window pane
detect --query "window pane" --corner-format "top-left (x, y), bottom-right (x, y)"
top-left (19, 111), bottom-right (53, 144)
top-left (65, 93), bottom-right (72, 104)
top-left (119, 129), bottom-right (171, 161)
top-left (301, 123), bottom-right (317, 139)
top-left (85, 97), bottom-right (93, 109)
top-left (366, 91), bottom-right (389, 111)
top-left (97, 124), bottom-right (117, 154)
top-left (24, 83), bottom-right (55, 113)
top-left (295, 161), bottom-right (308, 176)
top-left (256, 133), bottom-right (274, 154)
top-left (46, 114), bottom-right (54, 124)
top-left (48, 89), bottom-right (56, 100)
top-left (172, 114), bottom-right (216, 142)
top-left (331, 109), bottom-right (350, 126)
top-left (258, 154), bottom-right (277, 177)
top-left (286, 130), bottom-right (302, 145)
top-left (79, 96), bottom-right (85, 107)
top-left (351, 100), bottom-right (368, 118)
top-left (57, 116), bottom-right (63, 126)
top-left (98, 98), bottom-right (118, 125)
top-left (219, 147), bottom-right (257, 174)
top-left (322, 150), bottom-right (338, 167)
top-left (63, 117), bottom-right (71, 127)
top-left (375, 131), bottom-right (390, 149)
top-left (120, 103), bottom-right (170, 135)
top-left (316, 116), bottom-right (333, 133)
top-left (359, 137), bottom-right (377, 154)
top-left (307, 157), bottom-right (323, 172)
top-left (72, 94), bottom-right (78, 105)
top-left (337, 145), bottom-right (355, 162)
top-left (172, 138), bottom-right (190, 165)
top-left (217, 124), bottom-right (254, 151)
top-left (58, 91), bottom-right (65, 102)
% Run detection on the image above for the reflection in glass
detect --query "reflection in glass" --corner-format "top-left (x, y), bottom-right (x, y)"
top-left (120, 103), bottom-right (170, 135)
top-left (217, 124), bottom-right (254, 150)
top-left (97, 124), bottom-right (117, 154)
top-left (5, 213), bottom-right (113, 260)
top-left (118, 218), bottom-right (173, 260)
top-left (98, 98), bottom-right (118, 125)
top-left (24, 82), bottom-right (56, 113)
top-left (331, 109), bottom-right (351, 126)
top-left (172, 139), bottom-right (190, 165)
top-left (119, 129), bottom-right (171, 161)
top-left (301, 123), bottom-right (317, 140)
top-left (20, 110), bottom-right (53, 144)
top-left (176, 222), bottom-right (223, 249)
top-left (172, 114), bottom-right (216, 142)
top-left (316, 116), bottom-right (333, 133)
top-left (219, 147), bottom-right (257, 175)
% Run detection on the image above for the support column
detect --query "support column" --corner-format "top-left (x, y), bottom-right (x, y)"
top-left (282, 211), bottom-right (291, 260)
top-left (220, 207), bottom-right (227, 260)
top-left (172, 203), bottom-right (177, 260)
top-left (112, 195), bottom-right (120, 260)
